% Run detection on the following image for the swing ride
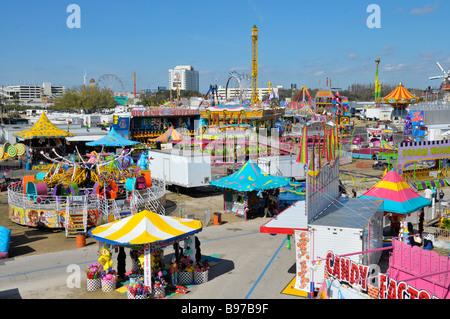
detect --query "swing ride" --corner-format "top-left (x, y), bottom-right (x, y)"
top-left (8, 146), bottom-right (166, 236)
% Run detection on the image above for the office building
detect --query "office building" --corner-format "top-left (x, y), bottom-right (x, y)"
top-left (169, 65), bottom-right (199, 92)
top-left (0, 82), bottom-right (65, 103)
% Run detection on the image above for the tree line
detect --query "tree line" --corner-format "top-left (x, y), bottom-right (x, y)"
top-left (2, 82), bottom-right (426, 116)
top-left (278, 83), bottom-right (424, 102)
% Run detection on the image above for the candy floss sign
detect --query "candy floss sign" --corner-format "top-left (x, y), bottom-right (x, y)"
top-left (294, 230), bottom-right (312, 293)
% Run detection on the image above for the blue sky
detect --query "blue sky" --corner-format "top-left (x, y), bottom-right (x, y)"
top-left (1, 0), bottom-right (449, 94)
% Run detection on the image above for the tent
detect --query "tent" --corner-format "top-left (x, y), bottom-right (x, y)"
top-left (380, 140), bottom-right (396, 150)
top-left (86, 127), bottom-right (139, 147)
top-left (210, 159), bottom-right (290, 192)
top-left (379, 82), bottom-right (419, 105)
top-left (359, 169), bottom-right (431, 214)
top-left (13, 111), bottom-right (75, 141)
top-left (88, 210), bottom-right (202, 246)
top-left (149, 127), bottom-right (183, 143)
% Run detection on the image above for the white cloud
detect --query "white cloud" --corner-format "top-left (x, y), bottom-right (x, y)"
top-left (331, 67), bottom-right (350, 74)
top-left (383, 63), bottom-right (407, 72)
top-left (377, 46), bottom-right (395, 56)
top-left (418, 51), bottom-right (442, 62)
top-left (346, 53), bottom-right (359, 60)
top-left (228, 66), bottom-right (250, 73)
top-left (313, 71), bottom-right (324, 77)
top-left (409, 3), bottom-right (438, 15)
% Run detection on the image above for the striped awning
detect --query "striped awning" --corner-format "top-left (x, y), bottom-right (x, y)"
top-left (380, 82), bottom-right (419, 105)
top-left (149, 127), bottom-right (183, 142)
top-left (88, 210), bottom-right (202, 246)
top-left (359, 169), bottom-right (430, 214)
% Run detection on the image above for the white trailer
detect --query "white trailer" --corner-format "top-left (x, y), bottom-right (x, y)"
top-left (308, 197), bottom-right (384, 286)
top-left (360, 107), bottom-right (381, 121)
top-left (379, 109), bottom-right (393, 122)
top-left (148, 149), bottom-right (211, 188)
top-left (256, 155), bottom-right (305, 180)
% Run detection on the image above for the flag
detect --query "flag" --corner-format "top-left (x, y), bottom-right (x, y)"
top-left (309, 136), bottom-right (316, 171)
top-left (86, 121), bottom-right (90, 132)
top-left (318, 135), bottom-right (322, 170)
top-left (296, 126), bottom-right (308, 164)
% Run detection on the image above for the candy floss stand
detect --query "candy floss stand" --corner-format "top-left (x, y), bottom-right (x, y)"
top-left (88, 210), bottom-right (204, 299)
top-left (261, 158), bottom-right (386, 298)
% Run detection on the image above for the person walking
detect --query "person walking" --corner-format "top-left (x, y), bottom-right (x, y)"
top-left (424, 186), bottom-right (432, 203)
top-left (432, 185), bottom-right (437, 200)
top-left (439, 189), bottom-right (445, 202)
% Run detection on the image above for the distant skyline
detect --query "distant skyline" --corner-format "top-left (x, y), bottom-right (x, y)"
top-left (1, 0), bottom-right (449, 94)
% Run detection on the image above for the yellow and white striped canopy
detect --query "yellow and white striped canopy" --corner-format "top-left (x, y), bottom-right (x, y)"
top-left (88, 210), bottom-right (202, 246)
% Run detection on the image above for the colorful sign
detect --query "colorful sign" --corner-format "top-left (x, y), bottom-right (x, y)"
top-left (144, 243), bottom-right (152, 293)
top-left (9, 206), bottom-right (25, 225)
top-left (410, 110), bottom-right (424, 125)
top-left (325, 251), bottom-right (371, 292)
top-left (324, 242), bottom-right (447, 299)
top-left (386, 238), bottom-right (449, 299)
top-left (294, 230), bottom-right (312, 292)
top-left (131, 108), bottom-right (200, 117)
top-left (397, 139), bottom-right (450, 174)
top-left (24, 209), bottom-right (58, 227)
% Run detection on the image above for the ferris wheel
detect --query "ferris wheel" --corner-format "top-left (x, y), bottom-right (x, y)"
top-left (96, 74), bottom-right (126, 96)
top-left (225, 71), bottom-right (251, 103)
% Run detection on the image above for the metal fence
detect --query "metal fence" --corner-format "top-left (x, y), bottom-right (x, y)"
top-left (423, 226), bottom-right (450, 250)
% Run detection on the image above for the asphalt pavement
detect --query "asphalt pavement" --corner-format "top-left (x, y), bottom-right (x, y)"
top-left (0, 217), bottom-right (301, 300)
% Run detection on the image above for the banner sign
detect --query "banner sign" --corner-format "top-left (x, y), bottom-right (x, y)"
top-left (144, 243), bottom-right (152, 292)
top-left (324, 245), bottom-right (444, 299)
top-left (294, 230), bottom-right (312, 292)
top-left (397, 139), bottom-right (450, 174)
top-left (131, 108), bottom-right (200, 117)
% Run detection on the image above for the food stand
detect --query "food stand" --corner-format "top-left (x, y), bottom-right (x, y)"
top-left (210, 159), bottom-right (289, 220)
top-left (88, 210), bottom-right (203, 298)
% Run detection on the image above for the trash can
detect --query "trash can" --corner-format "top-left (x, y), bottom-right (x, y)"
top-left (213, 212), bottom-right (222, 226)
top-left (76, 232), bottom-right (86, 248)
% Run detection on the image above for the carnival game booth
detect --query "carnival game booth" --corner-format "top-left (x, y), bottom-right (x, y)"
top-left (397, 139), bottom-right (450, 191)
top-left (8, 147), bottom-right (166, 238)
top-left (129, 106), bottom-right (200, 146)
top-left (210, 159), bottom-right (289, 220)
top-left (260, 158), bottom-right (386, 298)
top-left (359, 169), bottom-right (431, 238)
top-left (200, 103), bottom-right (283, 131)
top-left (88, 210), bottom-right (204, 298)
top-left (13, 111), bottom-right (75, 170)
